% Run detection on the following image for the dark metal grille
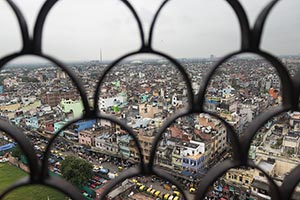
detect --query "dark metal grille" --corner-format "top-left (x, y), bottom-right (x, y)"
top-left (0, 0), bottom-right (299, 199)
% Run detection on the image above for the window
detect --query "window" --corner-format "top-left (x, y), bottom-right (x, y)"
top-left (190, 160), bottom-right (196, 166)
top-left (239, 176), bottom-right (243, 182)
top-left (183, 158), bottom-right (189, 164)
top-left (259, 172), bottom-right (265, 177)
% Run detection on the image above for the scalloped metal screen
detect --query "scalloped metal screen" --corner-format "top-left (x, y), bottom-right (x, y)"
top-left (0, 0), bottom-right (299, 200)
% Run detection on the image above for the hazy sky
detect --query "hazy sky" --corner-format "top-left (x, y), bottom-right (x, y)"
top-left (0, 0), bottom-right (299, 63)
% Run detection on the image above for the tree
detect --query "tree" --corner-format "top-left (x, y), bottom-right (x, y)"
top-left (61, 155), bottom-right (93, 187)
top-left (11, 146), bottom-right (23, 159)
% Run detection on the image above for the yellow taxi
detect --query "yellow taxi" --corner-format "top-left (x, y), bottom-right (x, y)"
top-left (118, 166), bottom-right (123, 171)
top-left (154, 190), bottom-right (161, 197)
top-left (129, 178), bottom-right (138, 183)
top-left (173, 191), bottom-right (180, 196)
top-left (146, 187), bottom-right (152, 194)
top-left (139, 185), bottom-right (145, 191)
top-left (189, 187), bottom-right (196, 193)
top-left (173, 196), bottom-right (179, 200)
top-left (136, 182), bottom-right (142, 187)
top-left (150, 189), bottom-right (156, 195)
top-left (163, 194), bottom-right (170, 200)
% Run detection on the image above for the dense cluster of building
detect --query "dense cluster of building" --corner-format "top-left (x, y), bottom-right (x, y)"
top-left (1, 55), bottom-right (300, 199)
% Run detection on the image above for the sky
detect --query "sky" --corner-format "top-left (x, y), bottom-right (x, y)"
top-left (0, 0), bottom-right (299, 63)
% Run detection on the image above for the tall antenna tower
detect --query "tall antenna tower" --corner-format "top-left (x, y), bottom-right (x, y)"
top-left (100, 48), bottom-right (103, 63)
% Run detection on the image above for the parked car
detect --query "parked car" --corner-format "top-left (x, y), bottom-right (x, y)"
top-left (99, 168), bottom-right (109, 174)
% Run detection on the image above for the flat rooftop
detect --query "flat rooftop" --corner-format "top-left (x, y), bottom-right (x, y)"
top-left (187, 153), bottom-right (204, 160)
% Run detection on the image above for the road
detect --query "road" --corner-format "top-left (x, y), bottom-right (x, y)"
top-left (26, 129), bottom-right (198, 199)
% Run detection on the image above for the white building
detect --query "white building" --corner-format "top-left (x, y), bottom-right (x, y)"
top-left (99, 95), bottom-right (126, 110)
top-left (182, 140), bottom-right (205, 156)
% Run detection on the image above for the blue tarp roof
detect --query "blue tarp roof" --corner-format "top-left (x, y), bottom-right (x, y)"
top-left (0, 143), bottom-right (15, 151)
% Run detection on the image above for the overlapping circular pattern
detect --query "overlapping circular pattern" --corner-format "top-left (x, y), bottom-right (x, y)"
top-left (0, 0), bottom-right (299, 199)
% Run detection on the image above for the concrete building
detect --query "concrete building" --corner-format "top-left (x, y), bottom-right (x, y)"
top-left (181, 140), bottom-right (206, 174)
top-left (137, 133), bottom-right (155, 163)
top-left (60, 99), bottom-right (84, 119)
top-left (139, 103), bottom-right (162, 118)
top-left (94, 134), bottom-right (119, 155)
top-left (54, 121), bottom-right (67, 136)
top-left (78, 130), bottom-right (95, 146)
top-left (171, 143), bottom-right (183, 172)
top-left (25, 116), bottom-right (39, 129)
top-left (41, 90), bottom-right (78, 107)
top-left (118, 135), bottom-right (132, 159)
top-left (282, 132), bottom-right (300, 154)
top-left (99, 95), bottom-right (126, 110)
top-left (225, 168), bottom-right (254, 188)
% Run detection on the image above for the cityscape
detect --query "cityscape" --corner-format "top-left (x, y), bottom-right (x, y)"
top-left (0, 54), bottom-right (300, 200)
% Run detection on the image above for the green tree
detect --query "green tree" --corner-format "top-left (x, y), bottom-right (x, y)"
top-left (11, 146), bottom-right (23, 159)
top-left (61, 155), bottom-right (93, 187)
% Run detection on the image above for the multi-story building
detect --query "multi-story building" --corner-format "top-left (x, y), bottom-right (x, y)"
top-left (139, 103), bottom-right (162, 119)
top-left (78, 130), bottom-right (95, 146)
top-left (225, 168), bottom-right (254, 188)
top-left (196, 114), bottom-right (227, 161)
top-left (41, 90), bottom-right (78, 107)
top-left (118, 135), bottom-right (132, 159)
top-left (59, 99), bottom-right (84, 119)
top-left (98, 95), bottom-right (126, 110)
top-left (181, 140), bottom-right (206, 174)
top-left (171, 142), bottom-right (183, 172)
top-left (25, 116), bottom-right (39, 129)
top-left (290, 112), bottom-right (300, 131)
top-left (282, 132), bottom-right (300, 154)
top-left (94, 133), bottom-right (119, 156)
top-left (137, 133), bottom-right (155, 163)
